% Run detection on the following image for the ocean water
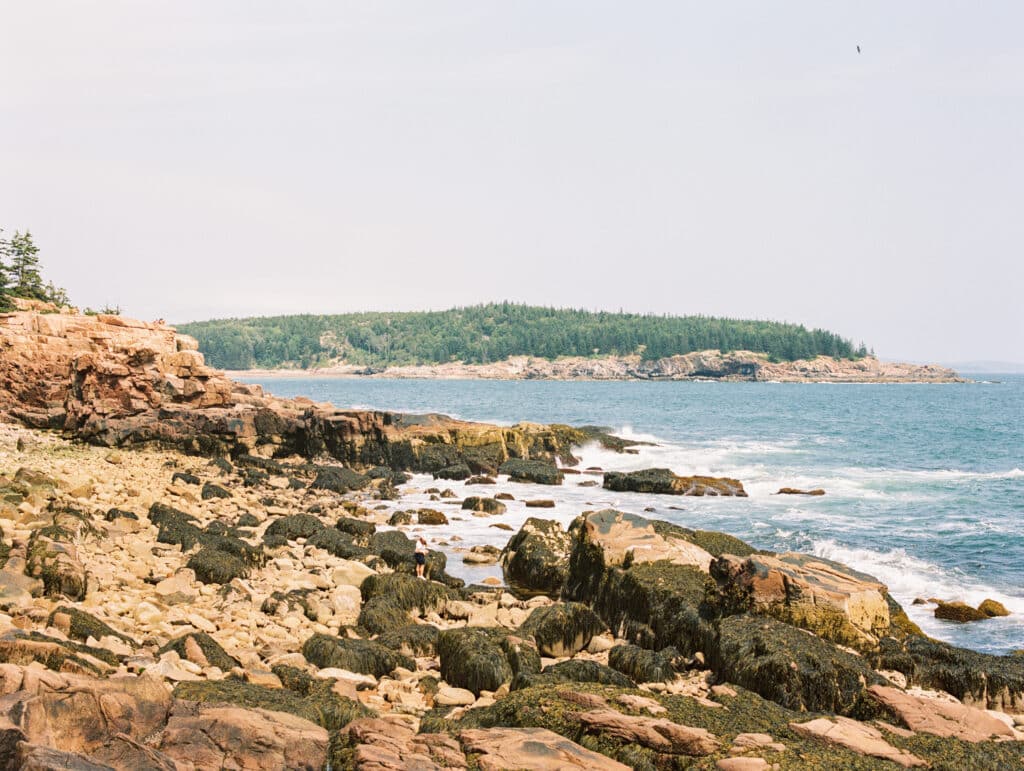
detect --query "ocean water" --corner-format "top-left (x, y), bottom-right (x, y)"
top-left (241, 374), bottom-right (1024, 655)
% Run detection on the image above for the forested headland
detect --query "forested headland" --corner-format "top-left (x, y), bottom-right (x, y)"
top-left (178, 304), bottom-right (869, 370)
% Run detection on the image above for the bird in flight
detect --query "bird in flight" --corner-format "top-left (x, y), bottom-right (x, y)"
top-left (857, 45), bottom-right (861, 53)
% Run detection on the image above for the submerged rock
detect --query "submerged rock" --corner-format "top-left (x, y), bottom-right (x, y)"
top-left (461, 496), bottom-right (507, 516)
top-left (604, 468), bottom-right (747, 496)
top-left (935, 601), bottom-right (989, 623)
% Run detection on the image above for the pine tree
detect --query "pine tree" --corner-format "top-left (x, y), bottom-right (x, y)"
top-left (7, 230), bottom-right (46, 301)
top-left (0, 229), bottom-right (12, 311)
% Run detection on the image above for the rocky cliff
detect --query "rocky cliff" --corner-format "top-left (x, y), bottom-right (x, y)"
top-left (239, 350), bottom-right (964, 382)
top-left (0, 303), bottom-right (588, 469)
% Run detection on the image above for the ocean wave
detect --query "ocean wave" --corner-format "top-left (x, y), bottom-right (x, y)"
top-left (809, 538), bottom-right (1024, 616)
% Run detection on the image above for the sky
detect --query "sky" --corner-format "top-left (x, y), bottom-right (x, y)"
top-left (2, 2), bottom-right (1022, 363)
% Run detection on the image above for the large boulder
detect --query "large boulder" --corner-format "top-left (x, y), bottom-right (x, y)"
top-left (437, 628), bottom-right (513, 695)
top-left (608, 644), bottom-right (688, 684)
top-left (499, 459), bottom-right (564, 485)
top-left (712, 614), bottom-right (886, 716)
top-left (500, 518), bottom-right (573, 596)
top-left (604, 468), bottom-right (747, 496)
top-left (576, 709), bottom-right (721, 756)
top-left (0, 666), bottom-right (172, 766)
top-left (309, 466), bottom-right (370, 494)
top-left (460, 727), bottom-right (631, 770)
top-left (870, 634), bottom-right (1024, 712)
top-left (518, 603), bottom-right (606, 657)
top-left (866, 684), bottom-right (1017, 742)
top-left (25, 530), bottom-right (87, 601)
top-left (563, 511), bottom-right (744, 656)
top-left (358, 573), bottom-right (453, 634)
top-left (302, 634), bottom-right (413, 678)
top-left (461, 497), bottom-right (507, 516)
top-left (158, 703), bottom-right (328, 771)
top-left (567, 510), bottom-right (716, 576)
top-left (710, 551), bottom-right (891, 650)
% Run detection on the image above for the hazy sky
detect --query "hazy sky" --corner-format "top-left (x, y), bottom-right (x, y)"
top-left (2, 2), bottom-right (1022, 363)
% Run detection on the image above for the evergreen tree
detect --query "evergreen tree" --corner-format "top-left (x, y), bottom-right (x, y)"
top-left (7, 230), bottom-right (46, 300)
top-left (0, 229), bottom-right (12, 311)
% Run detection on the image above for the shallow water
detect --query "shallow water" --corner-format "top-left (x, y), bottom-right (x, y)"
top-left (240, 374), bottom-right (1024, 655)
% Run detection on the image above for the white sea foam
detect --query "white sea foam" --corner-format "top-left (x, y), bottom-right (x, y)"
top-left (809, 538), bottom-right (1024, 638)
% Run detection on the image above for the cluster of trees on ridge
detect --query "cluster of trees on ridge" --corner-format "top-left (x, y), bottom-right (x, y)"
top-left (0, 229), bottom-right (69, 310)
top-left (178, 304), bottom-right (869, 370)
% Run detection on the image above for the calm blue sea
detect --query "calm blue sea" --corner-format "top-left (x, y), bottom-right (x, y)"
top-left (241, 374), bottom-right (1024, 655)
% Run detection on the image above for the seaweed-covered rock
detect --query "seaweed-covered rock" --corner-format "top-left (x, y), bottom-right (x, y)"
top-left (978, 599), bottom-right (1010, 618)
top-left (104, 507), bottom-right (138, 522)
top-left (159, 632), bottom-right (239, 671)
top-left (437, 628), bottom-right (513, 695)
top-left (433, 463), bottom-right (472, 481)
top-left (604, 468), bottom-right (747, 496)
top-left (307, 528), bottom-right (368, 560)
top-left (201, 481), bottom-right (231, 500)
top-left (934, 601), bottom-right (988, 623)
top-left (236, 512), bottom-right (260, 528)
top-left (335, 516), bottom-right (375, 538)
top-left (870, 634), bottom-right (1024, 712)
top-left (358, 573), bottom-right (452, 635)
top-left (171, 471), bottom-right (200, 486)
top-left (302, 633), bottom-right (413, 678)
top-left (564, 513), bottom-right (718, 656)
top-left (712, 614), bottom-right (885, 716)
top-left (187, 547), bottom-right (249, 584)
top-left (173, 677), bottom-right (373, 731)
top-left (309, 466), bottom-right (370, 494)
top-left (519, 603), bottom-right (606, 657)
top-left (499, 459), bottom-right (564, 485)
top-left (500, 635), bottom-right (542, 677)
top-left (465, 475), bottom-right (496, 485)
top-left (608, 644), bottom-right (687, 683)
top-left (378, 624), bottom-right (440, 657)
top-left (366, 531), bottom-right (455, 584)
top-left (710, 551), bottom-right (891, 650)
top-left (47, 606), bottom-right (136, 647)
top-left (501, 517), bottom-right (572, 597)
top-left (25, 530), bottom-right (87, 601)
top-left (387, 510), bottom-right (413, 526)
top-left (416, 509), bottom-right (449, 525)
top-left (264, 514), bottom-right (325, 543)
top-left (568, 510), bottom-right (715, 577)
top-left (512, 659), bottom-right (636, 691)
top-left (461, 497), bottom-right (507, 516)
top-left (0, 630), bottom-right (118, 674)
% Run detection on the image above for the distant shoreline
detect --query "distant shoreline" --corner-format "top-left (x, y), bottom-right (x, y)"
top-left (224, 351), bottom-right (966, 384)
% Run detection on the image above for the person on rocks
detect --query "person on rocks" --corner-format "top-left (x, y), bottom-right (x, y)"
top-left (415, 536), bottom-right (429, 579)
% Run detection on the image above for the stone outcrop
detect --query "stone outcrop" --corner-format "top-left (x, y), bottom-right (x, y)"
top-left (570, 509), bottom-right (716, 572)
top-left (500, 518), bottom-right (573, 597)
top-left (460, 727), bottom-right (631, 770)
top-left (604, 468), bottom-right (747, 497)
top-left (710, 551), bottom-right (892, 649)
top-left (866, 684), bottom-right (1017, 742)
top-left (789, 716), bottom-right (926, 767)
top-left (158, 703), bottom-right (329, 770)
top-left (0, 308), bottom-right (614, 473)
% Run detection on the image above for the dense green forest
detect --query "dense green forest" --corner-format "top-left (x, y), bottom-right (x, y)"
top-left (178, 304), bottom-right (868, 370)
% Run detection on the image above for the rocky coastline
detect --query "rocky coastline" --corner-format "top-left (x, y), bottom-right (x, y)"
top-left (0, 305), bottom-right (1018, 769)
top-left (228, 351), bottom-right (964, 384)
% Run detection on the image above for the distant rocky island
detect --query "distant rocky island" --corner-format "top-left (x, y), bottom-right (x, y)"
top-left (177, 303), bottom-right (962, 383)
